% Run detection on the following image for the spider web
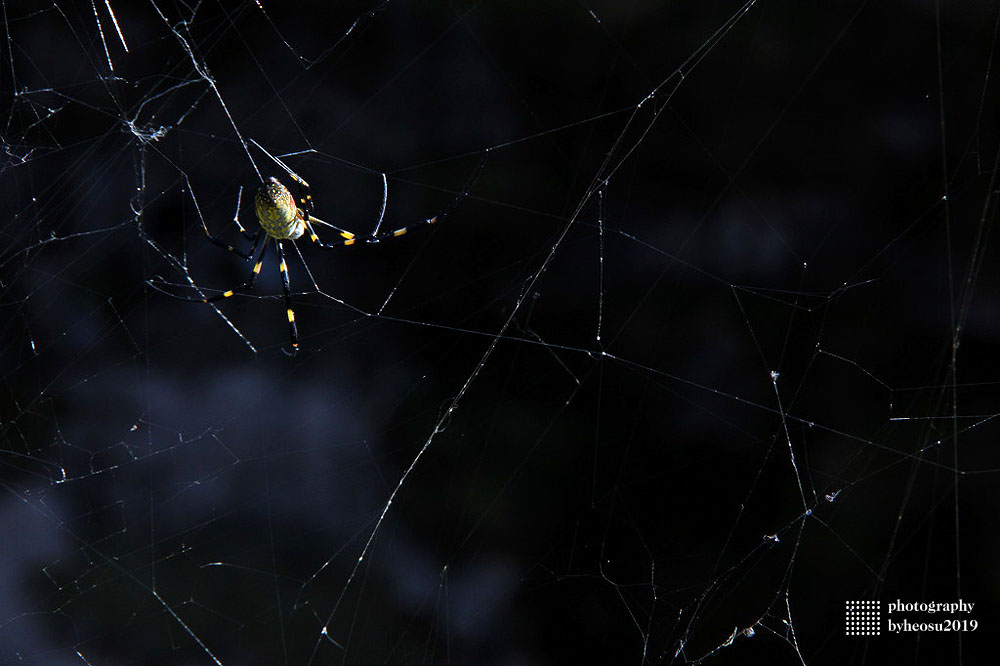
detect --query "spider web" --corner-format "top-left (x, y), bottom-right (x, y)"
top-left (1, 0), bottom-right (999, 664)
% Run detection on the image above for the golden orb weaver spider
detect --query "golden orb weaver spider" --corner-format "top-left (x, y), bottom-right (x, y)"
top-left (152, 157), bottom-right (483, 354)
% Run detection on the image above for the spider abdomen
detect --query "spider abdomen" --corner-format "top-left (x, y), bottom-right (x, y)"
top-left (256, 177), bottom-right (305, 240)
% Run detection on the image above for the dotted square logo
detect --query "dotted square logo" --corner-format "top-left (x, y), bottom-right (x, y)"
top-left (845, 600), bottom-right (881, 636)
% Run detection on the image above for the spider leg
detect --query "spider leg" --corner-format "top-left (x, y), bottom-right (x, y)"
top-left (303, 219), bottom-right (358, 249)
top-left (150, 233), bottom-right (267, 303)
top-left (285, 172), bottom-right (357, 247)
top-left (275, 240), bottom-right (300, 355)
top-left (303, 204), bottom-right (437, 249)
top-left (304, 153), bottom-right (486, 252)
top-left (366, 213), bottom-right (441, 244)
top-left (349, 170), bottom-right (433, 244)
top-left (200, 187), bottom-right (258, 258)
top-left (202, 233), bottom-right (257, 260)
top-left (370, 172), bottom-right (389, 237)
top-left (354, 151), bottom-right (488, 246)
top-left (290, 173), bottom-right (315, 222)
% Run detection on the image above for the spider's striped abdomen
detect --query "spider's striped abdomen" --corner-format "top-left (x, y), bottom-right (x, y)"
top-left (256, 177), bottom-right (305, 240)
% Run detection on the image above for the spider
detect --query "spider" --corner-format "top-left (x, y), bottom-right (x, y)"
top-left (153, 161), bottom-right (481, 354)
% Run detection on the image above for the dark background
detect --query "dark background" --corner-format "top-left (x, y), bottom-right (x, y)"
top-left (1, 0), bottom-right (998, 664)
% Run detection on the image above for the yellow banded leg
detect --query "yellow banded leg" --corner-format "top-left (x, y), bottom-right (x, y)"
top-left (368, 216), bottom-right (439, 244)
top-left (275, 241), bottom-right (299, 354)
top-left (304, 219), bottom-right (357, 249)
top-left (197, 236), bottom-right (267, 304)
top-left (200, 195), bottom-right (258, 258)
